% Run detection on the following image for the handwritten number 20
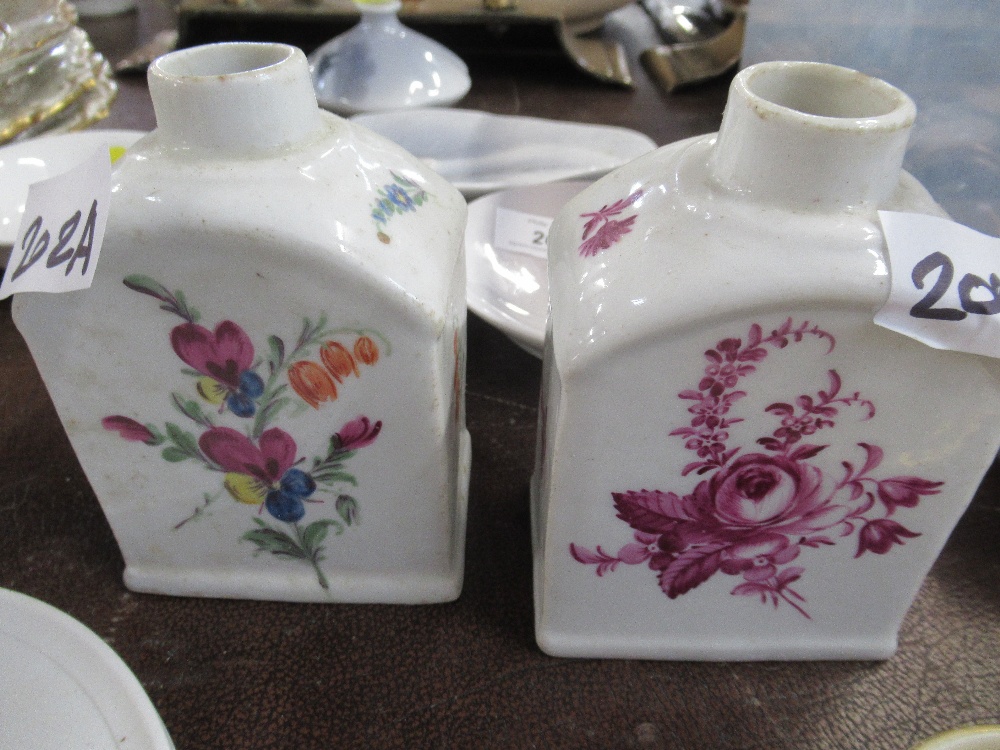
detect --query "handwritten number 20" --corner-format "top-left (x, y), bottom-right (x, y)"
top-left (909, 251), bottom-right (1000, 320)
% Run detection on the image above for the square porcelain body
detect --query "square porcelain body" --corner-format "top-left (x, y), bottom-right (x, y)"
top-left (533, 63), bottom-right (1000, 658)
top-left (14, 44), bottom-right (470, 603)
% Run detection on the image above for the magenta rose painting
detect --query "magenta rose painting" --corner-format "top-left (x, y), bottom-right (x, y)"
top-left (570, 318), bottom-right (943, 618)
top-left (102, 275), bottom-right (388, 590)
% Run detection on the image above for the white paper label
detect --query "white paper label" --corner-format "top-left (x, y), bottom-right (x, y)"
top-left (493, 207), bottom-right (553, 258)
top-left (875, 211), bottom-right (1000, 358)
top-left (0, 147), bottom-right (111, 300)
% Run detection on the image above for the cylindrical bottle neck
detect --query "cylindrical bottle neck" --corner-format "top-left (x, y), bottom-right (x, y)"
top-left (708, 61), bottom-right (916, 210)
top-left (148, 42), bottom-right (325, 154)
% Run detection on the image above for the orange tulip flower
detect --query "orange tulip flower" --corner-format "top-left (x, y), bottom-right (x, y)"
top-left (288, 360), bottom-right (337, 408)
top-left (354, 335), bottom-right (379, 366)
top-left (321, 341), bottom-right (360, 382)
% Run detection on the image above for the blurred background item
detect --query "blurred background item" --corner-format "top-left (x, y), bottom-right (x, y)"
top-left (0, 0), bottom-right (117, 144)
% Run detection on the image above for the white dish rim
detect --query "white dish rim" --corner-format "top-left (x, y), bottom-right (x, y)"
top-left (0, 587), bottom-right (174, 750)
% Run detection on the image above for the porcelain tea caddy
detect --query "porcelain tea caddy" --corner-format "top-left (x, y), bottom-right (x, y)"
top-left (14, 42), bottom-right (470, 603)
top-left (532, 61), bottom-right (1000, 659)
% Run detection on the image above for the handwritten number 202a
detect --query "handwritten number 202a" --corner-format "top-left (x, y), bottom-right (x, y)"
top-left (909, 251), bottom-right (1000, 320)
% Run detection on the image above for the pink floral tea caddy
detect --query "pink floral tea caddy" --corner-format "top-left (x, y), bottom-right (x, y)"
top-left (532, 62), bottom-right (1000, 659)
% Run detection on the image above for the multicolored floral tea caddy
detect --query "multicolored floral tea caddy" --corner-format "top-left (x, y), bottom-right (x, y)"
top-left (14, 42), bottom-right (470, 603)
top-left (532, 61), bottom-right (1000, 658)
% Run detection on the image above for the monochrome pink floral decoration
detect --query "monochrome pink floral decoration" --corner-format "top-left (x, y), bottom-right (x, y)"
top-left (578, 190), bottom-right (643, 257)
top-left (570, 318), bottom-right (943, 618)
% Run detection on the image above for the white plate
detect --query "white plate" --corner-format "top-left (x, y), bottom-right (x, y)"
top-left (0, 129), bottom-right (146, 253)
top-left (465, 180), bottom-right (592, 357)
top-left (352, 109), bottom-right (655, 198)
top-left (0, 587), bottom-right (174, 750)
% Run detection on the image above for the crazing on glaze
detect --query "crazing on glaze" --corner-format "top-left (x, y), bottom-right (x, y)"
top-left (370, 171), bottom-right (429, 244)
top-left (570, 319), bottom-right (943, 618)
top-left (578, 190), bottom-right (642, 257)
top-left (103, 275), bottom-right (389, 590)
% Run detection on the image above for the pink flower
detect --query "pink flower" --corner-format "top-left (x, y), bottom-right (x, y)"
top-left (579, 217), bottom-right (638, 257)
top-left (720, 532), bottom-right (801, 581)
top-left (856, 518), bottom-right (920, 556)
top-left (199, 426), bottom-right (297, 483)
top-left (334, 416), bottom-right (382, 451)
top-left (171, 321), bottom-right (254, 389)
top-left (706, 453), bottom-right (822, 526)
top-left (877, 476), bottom-right (943, 514)
top-left (617, 531), bottom-right (661, 564)
top-left (170, 321), bottom-right (265, 417)
top-left (577, 191), bottom-right (642, 257)
top-left (102, 415), bottom-right (158, 444)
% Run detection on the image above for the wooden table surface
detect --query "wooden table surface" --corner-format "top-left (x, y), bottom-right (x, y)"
top-left (2, 2), bottom-right (998, 748)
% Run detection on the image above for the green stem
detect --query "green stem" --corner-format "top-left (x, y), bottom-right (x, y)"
top-left (294, 522), bottom-right (330, 590)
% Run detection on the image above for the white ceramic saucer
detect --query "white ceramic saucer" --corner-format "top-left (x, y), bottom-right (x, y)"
top-left (352, 109), bottom-right (657, 198)
top-left (0, 587), bottom-right (174, 749)
top-left (465, 180), bottom-right (592, 356)
top-left (0, 129), bottom-right (146, 261)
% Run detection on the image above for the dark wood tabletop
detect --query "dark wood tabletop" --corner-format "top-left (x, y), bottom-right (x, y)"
top-left (2, 2), bottom-right (998, 748)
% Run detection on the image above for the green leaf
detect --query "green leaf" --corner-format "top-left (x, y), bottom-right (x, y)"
top-left (393, 172), bottom-right (418, 189)
top-left (258, 396), bottom-right (291, 424)
top-left (161, 446), bottom-right (189, 462)
top-left (336, 495), bottom-right (359, 526)
top-left (172, 393), bottom-right (212, 427)
top-left (302, 519), bottom-right (343, 553)
top-left (123, 274), bottom-right (169, 300)
top-left (144, 424), bottom-right (165, 446)
top-left (268, 335), bottom-right (285, 367)
top-left (312, 470), bottom-right (357, 487)
top-left (165, 422), bottom-right (198, 455)
top-left (172, 289), bottom-right (200, 322)
top-left (242, 524), bottom-right (306, 559)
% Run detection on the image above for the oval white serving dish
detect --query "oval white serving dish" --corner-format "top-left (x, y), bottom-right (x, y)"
top-left (352, 109), bottom-right (656, 198)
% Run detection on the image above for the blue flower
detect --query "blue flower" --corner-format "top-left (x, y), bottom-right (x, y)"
top-left (386, 185), bottom-right (415, 212)
top-left (264, 468), bottom-right (317, 522)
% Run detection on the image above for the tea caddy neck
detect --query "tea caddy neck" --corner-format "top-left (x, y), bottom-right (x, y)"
top-left (148, 42), bottom-right (326, 154)
top-left (707, 61), bottom-right (916, 211)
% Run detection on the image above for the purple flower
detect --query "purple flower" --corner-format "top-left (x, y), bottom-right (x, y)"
top-left (334, 416), bottom-right (382, 451)
top-left (170, 321), bottom-right (264, 417)
top-left (199, 426), bottom-right (314, 523)
top-left (877, 476), bottom-right (943, 514)
top-left (102, 415), bottom-right (160, 445)
top-left (706, 453), bottom-right (820, 527)
top-left (720, 533), bottom-right (801, 582)
top-left (577, 191), bottom-right (642, 257)
top-left (855, 518), bottom-right (921, 557)
top-left (579, 217), bottom-right (638, 257)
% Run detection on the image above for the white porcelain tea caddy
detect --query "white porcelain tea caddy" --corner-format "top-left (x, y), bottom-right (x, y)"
top-left (14, 42), bottom-right (470, 603)
top-left (532, 61), bottom-right (1000, 659)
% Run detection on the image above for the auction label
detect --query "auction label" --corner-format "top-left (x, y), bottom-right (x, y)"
top-left (0, 146), bottom-right (111, 300)
top-left (493, 207), bottom-right (553, 259)
top-left (875, 211), bottom-right (1000, 358)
